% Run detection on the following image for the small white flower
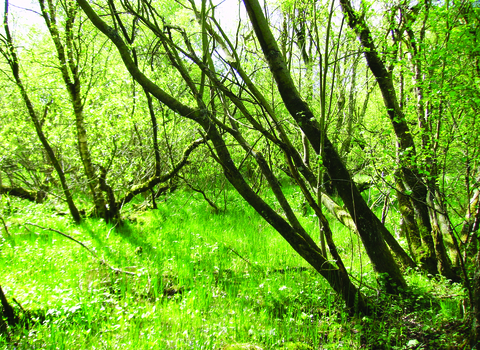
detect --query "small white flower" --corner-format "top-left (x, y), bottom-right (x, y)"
top-left (279, 285), bottom-right (287, 291)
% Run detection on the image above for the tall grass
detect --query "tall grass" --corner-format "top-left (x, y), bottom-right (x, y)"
top-left (0, 187), bottom-right (467, 349)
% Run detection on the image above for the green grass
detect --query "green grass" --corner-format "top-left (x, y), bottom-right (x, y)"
top-left (0, 188), bottom-right (469, 349)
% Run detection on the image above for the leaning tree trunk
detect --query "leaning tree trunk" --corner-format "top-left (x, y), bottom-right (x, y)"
top-left (204, 120), bottom-right (369, 313)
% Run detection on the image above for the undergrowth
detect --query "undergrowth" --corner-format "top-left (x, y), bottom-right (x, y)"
top-left (0, 188), bottom-right (469, 349)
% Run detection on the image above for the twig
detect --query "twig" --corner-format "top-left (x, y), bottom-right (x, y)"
top-left (0, 216), bottom-right (9, 236)
top-left (106, 221), bottom-right (118, 240)
top-left (12, 298), bottom-right (26, 313)
top-left (180, 176), bottom-right (219, 211)
top-left (224, 245), bottom-right (264, 274)
top-left (26, 222), bottom-right (98, 258)
top-left (347, 273), bottom-right (379, 293)
top-left (225, 245), bottom-right (253, 266)
top-left (24, 222), bottom-right (137, 276)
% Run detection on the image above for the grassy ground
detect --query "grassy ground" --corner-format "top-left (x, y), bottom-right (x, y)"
top-left (0, 187), bottom-right (469, 349)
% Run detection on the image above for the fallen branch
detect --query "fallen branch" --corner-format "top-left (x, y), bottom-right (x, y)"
top-left (12, 298), bottom-right (26, 313)
top-left (24, 223), bottom-right (137, 276)
top-left (224, 245), bottom-right (265, 275)
top-left (106, 221), bottom-right (119, 240)
top-left (225, 245), bottom-right (253, 267)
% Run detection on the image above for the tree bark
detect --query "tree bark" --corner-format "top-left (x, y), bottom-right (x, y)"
top-left (0, 284), bottom-right (17, 328)
top-left (0, 186), bottom-right (37, 202)
top-left (462, 190), bottom-right (480, 260)
top-left (395, 176), bottom-right (423, 258)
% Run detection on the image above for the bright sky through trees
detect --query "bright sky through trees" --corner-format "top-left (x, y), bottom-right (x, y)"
top-left (3, 0), bottom-right (41, 29)
top-left (2, 0), bottom-right (241, 34)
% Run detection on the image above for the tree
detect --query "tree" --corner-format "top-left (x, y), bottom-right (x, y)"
top-left (1, 0), bottom-right (82, 222)
top-left (1, 0), bottom-right (203, 221)
top-left (39, 0), bottom-right (112, 220)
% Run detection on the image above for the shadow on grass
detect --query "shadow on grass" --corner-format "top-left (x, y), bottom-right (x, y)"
top-left (82, 219), bottom-right (159, 268)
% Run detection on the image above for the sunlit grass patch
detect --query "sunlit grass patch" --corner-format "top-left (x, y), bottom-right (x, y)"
top-left (0, 189), bottom-right (469, 349)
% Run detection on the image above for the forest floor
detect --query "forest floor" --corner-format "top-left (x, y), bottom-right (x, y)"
top-left (0, 187), bottom-right (471, 349)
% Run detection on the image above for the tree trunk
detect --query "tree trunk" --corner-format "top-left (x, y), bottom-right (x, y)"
top-left (428, 191), bottom-right (461, 282)
top-left (462, 190), bottom-right (480, 260)
top-left (0, 284), bottom-right (17, 328)
top-left (395, 176), bottom-right (434, 270)
top-left (396, 176), bottom-right (422, 252)
top-left (461, 190), bottom-right (479, 243)
top-left (39, 0), bottom-right (108, 220)
top-left (0, 186), bottom-right (37, 202)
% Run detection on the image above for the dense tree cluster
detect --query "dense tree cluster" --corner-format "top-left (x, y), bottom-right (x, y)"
top-left (1, 0), bottom-right (479, 344)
